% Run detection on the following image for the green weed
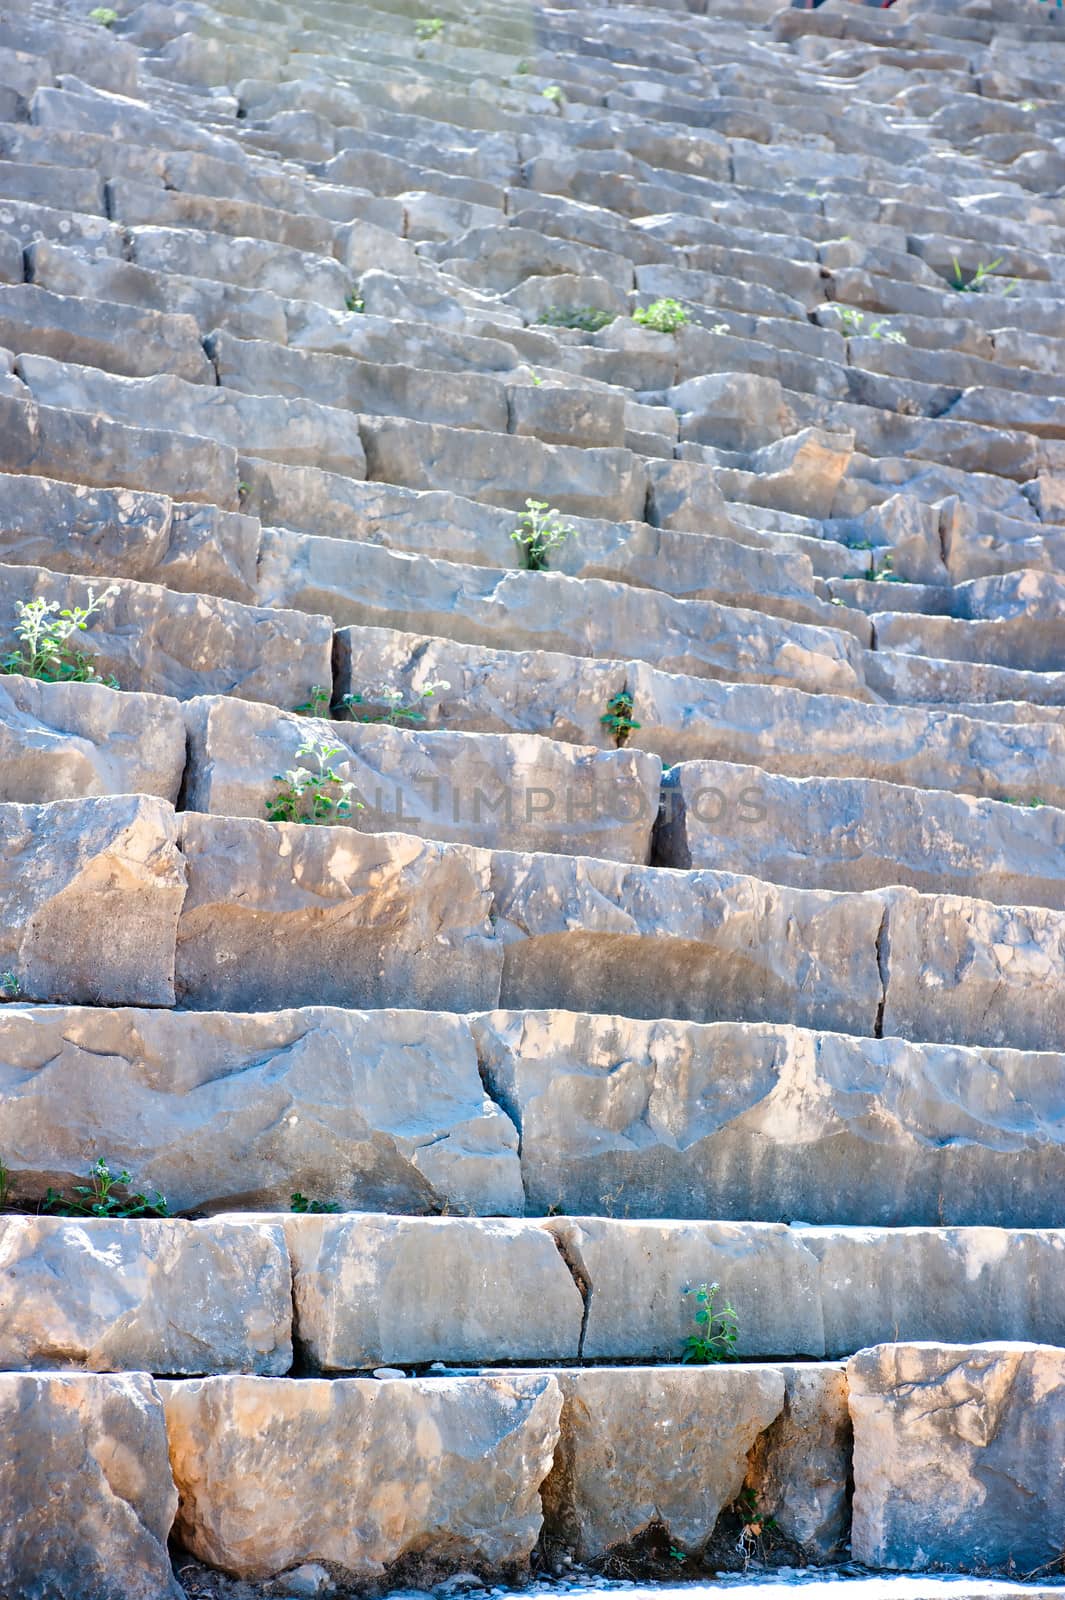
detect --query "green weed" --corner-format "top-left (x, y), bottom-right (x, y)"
top-left (266, 723), bottom-right (361, 826)
top-left (510, 498), bottom-right (575, 571)
top-left (43, 1158), bottom-right (168, 1219)
top-left (343, 679), bottom-right (448, 726)
top-left (2, 585), bottom-right (119, 686)
top-left (633, 298), bottom-right (688, 333)
top-left (415, 16), bottom-right (444, 40)
top-left (89, 6), bottom-right (118, 24)
top-left (601, 691), bottom-right (641, 747)
top-left (537, 306), bottom-right (615, 332)
top-left (681, 1281), bottom-right (739, 1363)
top-left (0, 971), bottom-right (20, 1001)
top-left (291, 1192), bottom-right (342, 1214)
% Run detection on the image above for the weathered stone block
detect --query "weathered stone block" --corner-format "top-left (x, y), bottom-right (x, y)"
top-left (0, 794), bottom-right (184, 1005)
top-left (848, 1343), bottom-right (1065, 1573)
top-left (182, 694), bottom-right (660, 864)
top-left (0, 673), bottom-right (185, 805)
top-left (175, 813), bottom-right (502, 1013)
top-left (163, 1373), bottom-right (562, 1580)
top-left (473, 1011), bottom-right (1065, 1226)
top-left (0, 1217), bottom-right (291, 1375)
top-left (540, 1367), bottom-right (785, 1560)
top-left (0, 1371), bottom-right (181, 1600)
top-left (283, 1213), bottom-right (583, 1370)
top-left (0, 1005), bottom-right (521, 1216)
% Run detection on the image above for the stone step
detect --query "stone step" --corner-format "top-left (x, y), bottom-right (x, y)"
top-left (657, 758), bottom-right (1065, 908)
top-left (26, 236), bottom-right (291, 345)
top-left (16, 352), bottom-right (369, 482)
top-left (0, 281), bottom-right (215, 383)
top-left (182, 692), bottom-right (661, 863)
top-left (333, 623), bottom-right (1065, 790)
top-left (0, 391), bottom-right (239, 507)
top-left (267, 537), bottom-right (867, 699)
top-left (105, 175), bottom-right (337, 255)
top-left (0, 672), bottom-right (185, 805)
top-left (128, 222), bottom-right (352, 308)
top-left (0, 562), bottom-right (330, 704)
top-left (0, 468), bottom-right (259, 603)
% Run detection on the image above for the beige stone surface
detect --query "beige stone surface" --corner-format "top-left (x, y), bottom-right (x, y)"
top-left (0, 673), bottom-right (185, 804)
top-left (882, 887), bottom-right (1065, 1051)
top-left (473, 1011), bottom-right (1065, 1226)
top-left (182, 694), bottom-right (661, 863)
top-left (489, 852), bottom-right (884, 1034)
top-left (175, 813), bottom-right (502, 1013)
top-left (540, 1366), bottom-right (785, 1559)
top-left (0, 1216), bottom-right (291, 1375)
top-left (0, 1005), bottom-right (521, 1216)
top-left (162, 1373), bottom-right (562, 1580)
top-left (0, 1371), bottom-right (182, 1600)
top-left (848, 1343), bottom-right (1065, 1572)
top-left (0, 794), bottom-right (184, 1005)
top-left (282, 1213), bottom-right (583, 1370)
top-left (545, 1216), bottom-right (823, 1359)
top-left (657, 758), bottom-right (1065, 908)
top-left (745, 1363), bottom-right (851, 1561)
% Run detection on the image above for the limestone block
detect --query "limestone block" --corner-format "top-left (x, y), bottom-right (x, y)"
top-left (0, 1371), bottom-right (181, 1600)
top-left (282, 1213), bottom-right (583, 1369)
top-left (106, 178), bottom-right (335, 254)
top-left (540, 1367), bottom-right (785, 1559)
top-left (507, 381), bottom-right (626, 448)
top-left (162, 1373), bottom-right (562, 1580)
top-left (473, 1011), bottom-right (1065, 1226)
top-left (18, 354), bottom-right (368, 480)
top-left (175, 813), bottom-right (503, 1013)
top-left (335, 626), bottom-right (624, 747)
top-left (745, 1364), bottom-right (851, 1561)
top-left (545, 1217), bottom-right (824, 1359)
top-left (489, 854), bottom-right (884, 1033)
top-left (0, 674), bottom-right (185, 805)
top-left (657, 759), bottom-right (1065, 909)
top-left (0, 470), bottom-right (259, 603)
top-left (360, 416), bottom-right (647, 522)
top-left (848, 1343), bottom-right (1065, 1572)
top-left (804, 1228), bottom-right (1065, 1355)
top-left (882, 887), bottom-right (1065, 1050)
top-left (182, 694), bottom-right (660, 864)
top-left (0, 794), bottom-right (184, 1005)
top-left (0, 282), bottom-right (213, 381)
top-left (0, 392), bottom-right (239, 509)
top-left (0, 562), bottom-right (331, 705)
top-left (0, 1005), bottom-right (521, 1216)
top-left (0, 1217), bottom-right (291, 1375)
top-left (129, 224), bottom-right (350, 307)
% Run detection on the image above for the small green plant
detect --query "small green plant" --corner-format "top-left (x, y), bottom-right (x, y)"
top-left (1003, 795), bottom-right (1045, 808)
top-left (345, 291), bottom-right (365, 312)
top-left (527, 366), bottom-right (544, 387)
top-left (537, 306), bottom-right (616, 332)
top-left (43, 1158), bottom-right (168, 1219)
top-left (291, 1192), bottom-right (342, 1214)
top-left (1020, 100), bottom-right (1039, 113)
top-left (834, 306), bottom-right (906, 343)
top-left (2, 585), bottom-right (119, 686)
top-left (541, 84), bottom-right (563, 105)
top-left (414, 16), bottom-right (444, 39)
top-left (601, 691), bottom-right (641, 747)
top-left (949, 256), bottom-right (1015, 293)
top-left (0, 971), bottom-right (20, 1001)
top-left (265, 723), bottom-right (361, 826)
top-left (89, 5), bottom-right (118, 24)
top-left (516, 59), bottom-right (530, 73)
top-left (295, 685), bottom-right (332, 717)
top-left (510, 498), bottom-right (575, 571)
top-left (867, 551), bottom-right (901, 582)
top-left (682, 1281), bottom-right (739, 1363)
top-left (342, 679), bottom-right (448, 726)
top-left (0, 1159), bottom-right (9, 1209)
top-left (633, 298), bottom-right (688, 334)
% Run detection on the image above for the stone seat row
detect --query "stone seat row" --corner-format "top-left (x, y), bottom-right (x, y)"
top-left (4, 791), bottom-right (1065, 1055)
top-left (3, 1209), bottom-right (1065, 1374)
top-left (13, 1343), bottom-right (1056, 1591)
top-left (5, 673), bottom-right (1065, 909)
top-left (2, 999), bottom-right (1065, 1227)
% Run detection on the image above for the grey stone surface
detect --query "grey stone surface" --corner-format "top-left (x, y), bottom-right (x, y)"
top-left (0, 1372), bottom-right (182, 1600)
top-left (473, 1011), bottom-right (1065, 1226)
top-left (0, 794), bottom-right (184, 1006)
top-left (282, 1214), bottom-right (583, 1370)
top-left (0, 673), bottom-right (185, 805)
top-left (182, 693), bottom-right (661, 864)
top-left (848, 1343), bottom-right (1065, 1573)
top-left (0, 1217), bottom-right (292, 1376)
top-left (0, 1005), bottom-right (521, 1217)
top-left (163, 1373), bottom-right (562, 1581)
